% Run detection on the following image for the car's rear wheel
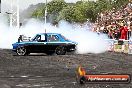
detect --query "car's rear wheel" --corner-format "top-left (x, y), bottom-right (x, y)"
top-left (16, 46), bottom-right (28, 56)
top-left (55, 46), bottom-right (66, 55)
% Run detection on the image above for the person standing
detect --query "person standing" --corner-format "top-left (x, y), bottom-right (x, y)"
top-left (119, 23), bottom-right (129, 53)
top-left (120, 23), bottom-right (128, 40)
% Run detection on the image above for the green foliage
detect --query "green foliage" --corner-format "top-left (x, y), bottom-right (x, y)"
top-left (112, 0), bottom-right (129, 9)
top-left (31, 0), bottom-right (129, 23)
top-left (47, 0), bottom-right (67, 22)
top-left (31, 4), bottom-right (45, 19)
top-left (32, 8), bottom-right (44, 18)
top-left (95, 0), bottom-right (112, 12)
top-left (47, 0), bottom-right (67, 14)
top-left (57, 5), bottom-right (86, 23)
top-left (32, 0), bottom-right (67, 21)
top-left (58, 1), bottom-right (97, 22)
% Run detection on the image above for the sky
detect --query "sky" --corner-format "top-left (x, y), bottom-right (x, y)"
top-left (1, 0), bottom-right (96, 13)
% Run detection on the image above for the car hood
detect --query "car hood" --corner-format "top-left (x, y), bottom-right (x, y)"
top-left (65, 40), bottom-right (78, 45)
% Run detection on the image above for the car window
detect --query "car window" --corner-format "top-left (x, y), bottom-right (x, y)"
top-left (33, 35), bottom-right (41, 41)
top-left (33, 34), bottom-right (45, 42)
top-left (41, 35), bottom-right (45, 41)
top-left (60, 34), bottom-right (69, 41)
top-left (47, 35), bottom-right (60, 42)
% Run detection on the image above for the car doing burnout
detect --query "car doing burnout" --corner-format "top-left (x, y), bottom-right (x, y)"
top-left (12, 33), bottom-right (77, 55)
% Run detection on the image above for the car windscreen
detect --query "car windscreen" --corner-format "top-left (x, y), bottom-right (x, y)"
top-left (31, 35), bottom-right (40, 41)
top-left (59, 34), bottom-right (69, 41)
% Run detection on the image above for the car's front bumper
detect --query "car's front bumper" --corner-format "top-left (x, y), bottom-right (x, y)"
top-left (12, 49), bottom-right (16, 52)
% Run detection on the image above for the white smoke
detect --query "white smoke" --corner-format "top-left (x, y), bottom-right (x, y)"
top-left (51, 20), bottom-right (109, 54)
top-left (0, 14), bottom-right (109, 54)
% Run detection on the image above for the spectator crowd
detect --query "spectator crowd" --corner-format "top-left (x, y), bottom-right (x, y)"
top-left (93, 0), bottom-right (132, 40)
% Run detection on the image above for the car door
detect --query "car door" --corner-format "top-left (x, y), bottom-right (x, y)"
top-left (29, 34), bottom-right (47, 52)
top-left (45, 34), bottom-right (61, 51)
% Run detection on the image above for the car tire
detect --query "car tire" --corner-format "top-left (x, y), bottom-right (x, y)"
top-left (16, 46), bottom-right (28, 56)
top-left (55, 46), bottom-right (66, 55)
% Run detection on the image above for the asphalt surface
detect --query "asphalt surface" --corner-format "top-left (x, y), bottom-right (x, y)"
top-left (0, 49), bottom-right (132, 88)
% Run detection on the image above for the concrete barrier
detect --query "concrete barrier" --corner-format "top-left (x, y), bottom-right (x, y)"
top-left (106, 39), bottom-right (131, 54)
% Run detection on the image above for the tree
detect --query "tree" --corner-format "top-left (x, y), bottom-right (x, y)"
top-left (95, 0), bottom-right (113, 12)
top-left (32, 0), bottom-right (67, 22)
top-left (31, 0), bottom-right (130, 23)
top-left (47, 0), bottom-right (67, 23)
top-left (31, 4), bottom-right (45, 19)
top-left (76, 1), bottom-right (96, 22)
top-left (57, 5), bottom-right (87, 23)
top-left (47, 0), bottom-right (67, 14)
top-left (32, 8), bottom-right (44, 19)
top-left (112, 0), bottom-right (129, 9)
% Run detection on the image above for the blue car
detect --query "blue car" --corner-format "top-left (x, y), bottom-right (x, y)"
top-left (12, 33), bottom-right (77, 55)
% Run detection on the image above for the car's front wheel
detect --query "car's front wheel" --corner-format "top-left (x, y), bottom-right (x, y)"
top-left (55, 46), bottom-right (66, 55)
top-left (16, 46), bottom-right (28, 56)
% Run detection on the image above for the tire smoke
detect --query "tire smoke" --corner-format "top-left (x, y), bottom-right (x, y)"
top-left (0, 15), bottom-right (109, 54)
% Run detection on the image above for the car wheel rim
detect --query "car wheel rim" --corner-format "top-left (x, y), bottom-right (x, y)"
top-left (17, 47), bottom-right (26, 55)
top-left (56, 47), bottom-right (66, 55)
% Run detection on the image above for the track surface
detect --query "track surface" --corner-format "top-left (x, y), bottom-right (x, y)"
top-left (0, 49), bottom-right (132, 88)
